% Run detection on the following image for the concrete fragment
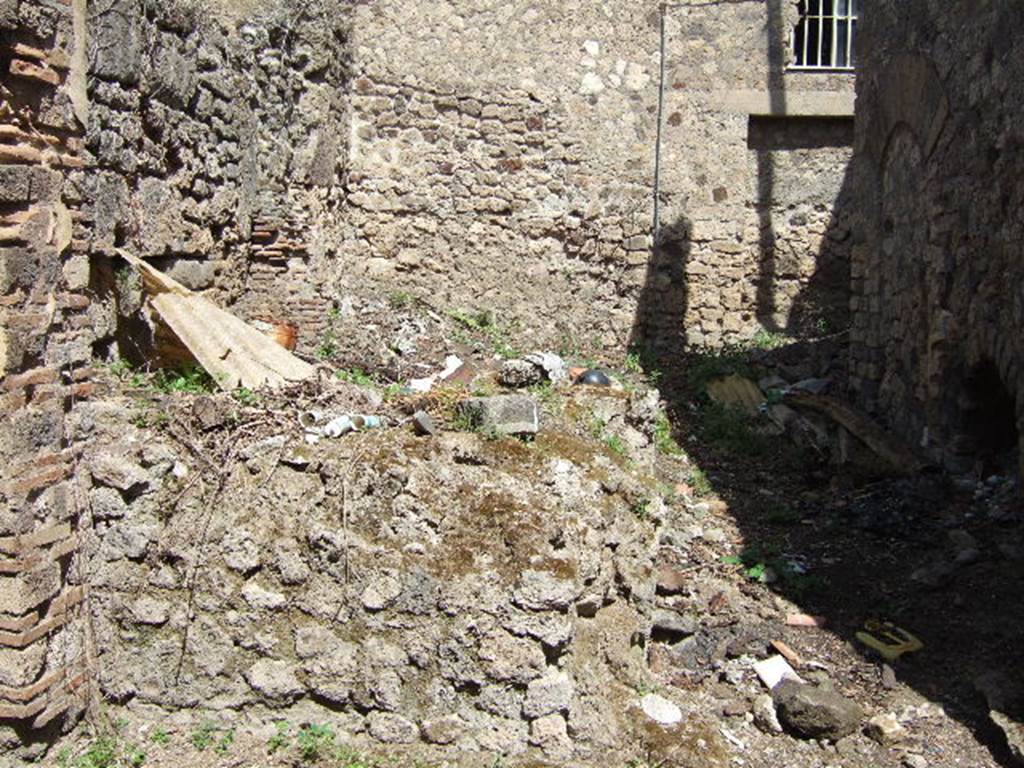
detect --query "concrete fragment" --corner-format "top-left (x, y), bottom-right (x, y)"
top-left (754, 655), bottom-right (803, 690)
top-left (479, 631), bottom-right (546, 685)
top-left (361, 575), bottom-right (402, 611)
top-left (753, 693), bottom-right (783, 734)
top-left (460, 395), bottom-right (539, 435)
top-left (500, 359), bottom-right (543, 388)
top-left (0, 644), bottom-right (46, 688)
top-left (221, 529), bottom-right (260, 573)
top-left (241, 582), bottom-right (287, 610)
top-left (513, 566), bottom-right (579, 611)
top-left (421, 715), bottom-right (463, 745)
top-left (529, 713), bottom-right (572, 757)
top-left (245, 660), bottom-right (304, 701)
top-left (523, 670), bottom-right (573, 718)
top-left (130, 596), bottom-right (170, 625)
top-left (367, 712), bottom-right (418, 744)
top-left (865, 712), bottom-right (907, 745)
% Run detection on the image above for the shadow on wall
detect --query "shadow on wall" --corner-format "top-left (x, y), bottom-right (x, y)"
top-left (628, 161), bottom-right (1023, 768)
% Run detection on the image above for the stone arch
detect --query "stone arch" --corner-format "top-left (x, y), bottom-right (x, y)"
top-left (862, 53), bottom-right (949, 169)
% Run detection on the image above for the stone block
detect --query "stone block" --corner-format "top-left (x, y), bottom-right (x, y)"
top-left (0, 562), bottom-right (60, 616)
top-left (459, 395), bottom-right (539, 436)
top-left (0, 643), bottom-right (46, 688)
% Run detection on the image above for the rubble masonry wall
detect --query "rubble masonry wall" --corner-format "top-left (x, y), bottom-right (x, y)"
top-left (84, 0), bottom-right (350, 358)
top-left (849, 2), bottom-right (1024, 473)
top-left (340, 0), bottom-right (855, 353)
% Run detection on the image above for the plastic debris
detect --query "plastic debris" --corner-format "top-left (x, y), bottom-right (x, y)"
top-left (855, 620), bottom-right (923, 663)
top-left (301, 412), bottom-right (385, 440)
top-left (408, 355), bottom-right (463, 393)
top-left (754, 654), bottom-right (804, 690)
top-left (575, 369), bottom-right (612, 387)
top-left (115, 249), bottom-right (315, 391)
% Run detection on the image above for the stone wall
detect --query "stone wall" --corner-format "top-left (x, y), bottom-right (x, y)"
top-left (0, 0), bottom-right (93, 742)
top-left (84, 0), bottom-right (351, 358)
top-left (69, 389), bottom-right (673, 764)
top-left (849, 2), bottom-right (1024, 474)
top-left (339, 0), bottom-right (856, 354)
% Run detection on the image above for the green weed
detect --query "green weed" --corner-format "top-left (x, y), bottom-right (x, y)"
top-left (152, 365), bottom-right (217, 395)
top-left (604, 433), bottom-right (628, 457)
top-left (388, 290), bottom-right (413, 309)
top-left (653, 412), bottom-right (682, 456)
top-left (232, 387), bottom-right (259, 406)
top-left (762, 501), bottom-right (801, 526)
top-left (190, 720), bottom-right (217, 751)
top-left (297, 723), bottom-right (335, 763)
top-left (336, 368), bottom-right (375, 387)
top-left (688, 467), bottom-right (712, 497)
top-left (697, 402), bottom-right (768, 456)
top-left (448, 308), bottom-right (518, 359)
top-left (148, 728), bottom-right (169, 746)
top-left (267, 721), bottom-right (291, 754)
top-left (317, 308), bottom-right (341, 361)
top-left (214, 729), bottom-right (234, 755)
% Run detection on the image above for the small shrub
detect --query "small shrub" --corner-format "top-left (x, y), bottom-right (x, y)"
top-left (697, 402), bottom-right (768, 456)
top-left (388, 290), bottom-right (413, 309)
top-left (148, 728), bottom-right (169, 746)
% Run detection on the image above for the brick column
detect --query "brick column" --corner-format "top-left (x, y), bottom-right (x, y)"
top-left (0, 0), bottom-right (93, 734)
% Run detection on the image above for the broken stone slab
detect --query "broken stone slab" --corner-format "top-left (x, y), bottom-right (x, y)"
top-left (772, 678), bottom-right (864, 741)
top-left (459, 395), bottom-right (540, 436)
top-left (412, 410), bottom-right (437, 436)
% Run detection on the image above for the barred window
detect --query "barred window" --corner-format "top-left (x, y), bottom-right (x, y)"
top-left (791, 0), bottom-right (858, 70)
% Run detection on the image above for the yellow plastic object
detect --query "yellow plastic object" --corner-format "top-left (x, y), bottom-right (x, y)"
top-left (855, 620), bottom-right (924, 663)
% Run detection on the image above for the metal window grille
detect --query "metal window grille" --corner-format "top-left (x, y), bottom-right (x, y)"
top-left (791, 0), bottom-right (858, 70)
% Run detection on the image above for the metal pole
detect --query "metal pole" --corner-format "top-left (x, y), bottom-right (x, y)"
top-left (652, 3), bottom-right (668, 244)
